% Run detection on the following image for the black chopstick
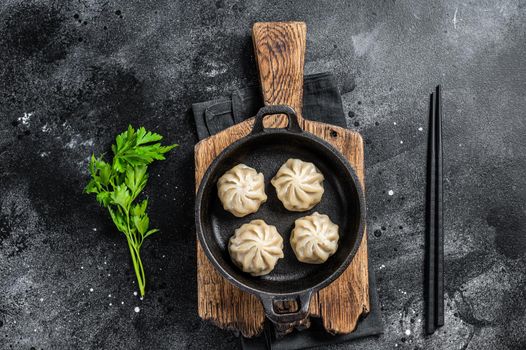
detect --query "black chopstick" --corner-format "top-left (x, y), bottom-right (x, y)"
top-left (425, 91), bottom-right (437, 335)
top-left (425, 85), bottom-right (444, 334)
top-left (434, 85), bottom-right (444, 327)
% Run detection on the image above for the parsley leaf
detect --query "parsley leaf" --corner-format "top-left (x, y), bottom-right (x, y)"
top-left (125, 165), bottom-right (148, 199)
top-left (111, 184), bottom-right (132, 210)
top-left (84, 125), bottom-right (177, 297)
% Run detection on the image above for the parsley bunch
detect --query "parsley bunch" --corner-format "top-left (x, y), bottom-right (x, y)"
top-left (84, 126), bottom-right (177, 297)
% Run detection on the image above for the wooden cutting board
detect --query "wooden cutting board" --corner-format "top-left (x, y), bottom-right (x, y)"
top-left (195, 21), bottom-right (370, 338)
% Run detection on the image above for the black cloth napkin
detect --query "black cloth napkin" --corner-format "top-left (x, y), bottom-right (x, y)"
top-left (193, 72), bottom-right (346, 139)
top-left (192, 72), bottom-right (383, 349)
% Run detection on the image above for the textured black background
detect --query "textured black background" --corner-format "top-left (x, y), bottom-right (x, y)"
top-left (0, 0), bottom-right (525, 349)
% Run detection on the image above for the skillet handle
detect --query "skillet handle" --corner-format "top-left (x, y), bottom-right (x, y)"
top-left (259, 291), bottom-right (312, 327)
top-left (251, 105), bottom-right (302, 134)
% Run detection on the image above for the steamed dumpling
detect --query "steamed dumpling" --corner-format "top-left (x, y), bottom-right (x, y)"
top-left (228, 220), bottom-right (284, 276)
top-left (217, 164), bottom-right (267, 217)
top-left (271, 158), bottom-right (324, 212)
top-left (290, 212), bottom-right (339, 264)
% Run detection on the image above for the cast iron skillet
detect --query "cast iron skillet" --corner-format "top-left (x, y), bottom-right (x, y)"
top-left (196, 105), bottom-right (365, 327)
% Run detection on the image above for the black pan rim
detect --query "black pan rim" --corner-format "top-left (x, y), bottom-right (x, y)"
top-left (195, 126), bottom-right (366, 298)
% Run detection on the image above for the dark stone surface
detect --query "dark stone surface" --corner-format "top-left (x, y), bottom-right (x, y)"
top-left (0, 0), bottom-right (525, 349)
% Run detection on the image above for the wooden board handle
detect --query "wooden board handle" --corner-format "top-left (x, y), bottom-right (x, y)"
top-left (252, 22), bottom-right (306, 128)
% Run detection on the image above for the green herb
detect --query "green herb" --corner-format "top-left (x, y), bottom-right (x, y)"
top-left (84, 125), bottom-right (177, 297)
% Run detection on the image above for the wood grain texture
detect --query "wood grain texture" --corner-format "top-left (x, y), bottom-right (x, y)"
top-left (195, 119), bottom-right (370, 337)
top-left (252, 22), bottom-right (306, 128)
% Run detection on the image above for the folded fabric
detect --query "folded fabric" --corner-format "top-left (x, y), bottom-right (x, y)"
top-left (192, 71), bottom-right (383, 350)
top-left (192, 72), bottom-right (346, 140)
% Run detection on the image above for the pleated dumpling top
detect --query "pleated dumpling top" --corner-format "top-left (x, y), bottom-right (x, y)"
top-left (271, 158), bottom-right (324, 212)
top-left (217, 164), bottom-right (267, 217)
top-left (290, 212), bottom-right (339, 264)
top-left (228, 220), bottom-right (284, 276)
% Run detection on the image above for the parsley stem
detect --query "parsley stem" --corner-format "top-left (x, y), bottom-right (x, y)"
top-left (135, 245), bottom-right (146, 292)
top-left (123, 206), bottom-right (145, 297)
top-left (126, 234), bottom-right (146, 297)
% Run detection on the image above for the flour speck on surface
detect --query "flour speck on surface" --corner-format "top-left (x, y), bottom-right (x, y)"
top-left (18, 112), bottom-right (33, 126)
top-left (388, 190), bottom-right (394, 196)
top-left (418, 127), bottom-right (423, 131)
top-left (133, 291), bottom-right (137, 296)
top-left (81, 139), bottom-right (94, 147)
top-left (453, 7), bottom-right (459, 29)
top-left (89, 288), bottom-right (93, 292)
top-left (134, 306), bottom-right (140, 313)
top-left (65, 137), bottom-right (79, 149)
